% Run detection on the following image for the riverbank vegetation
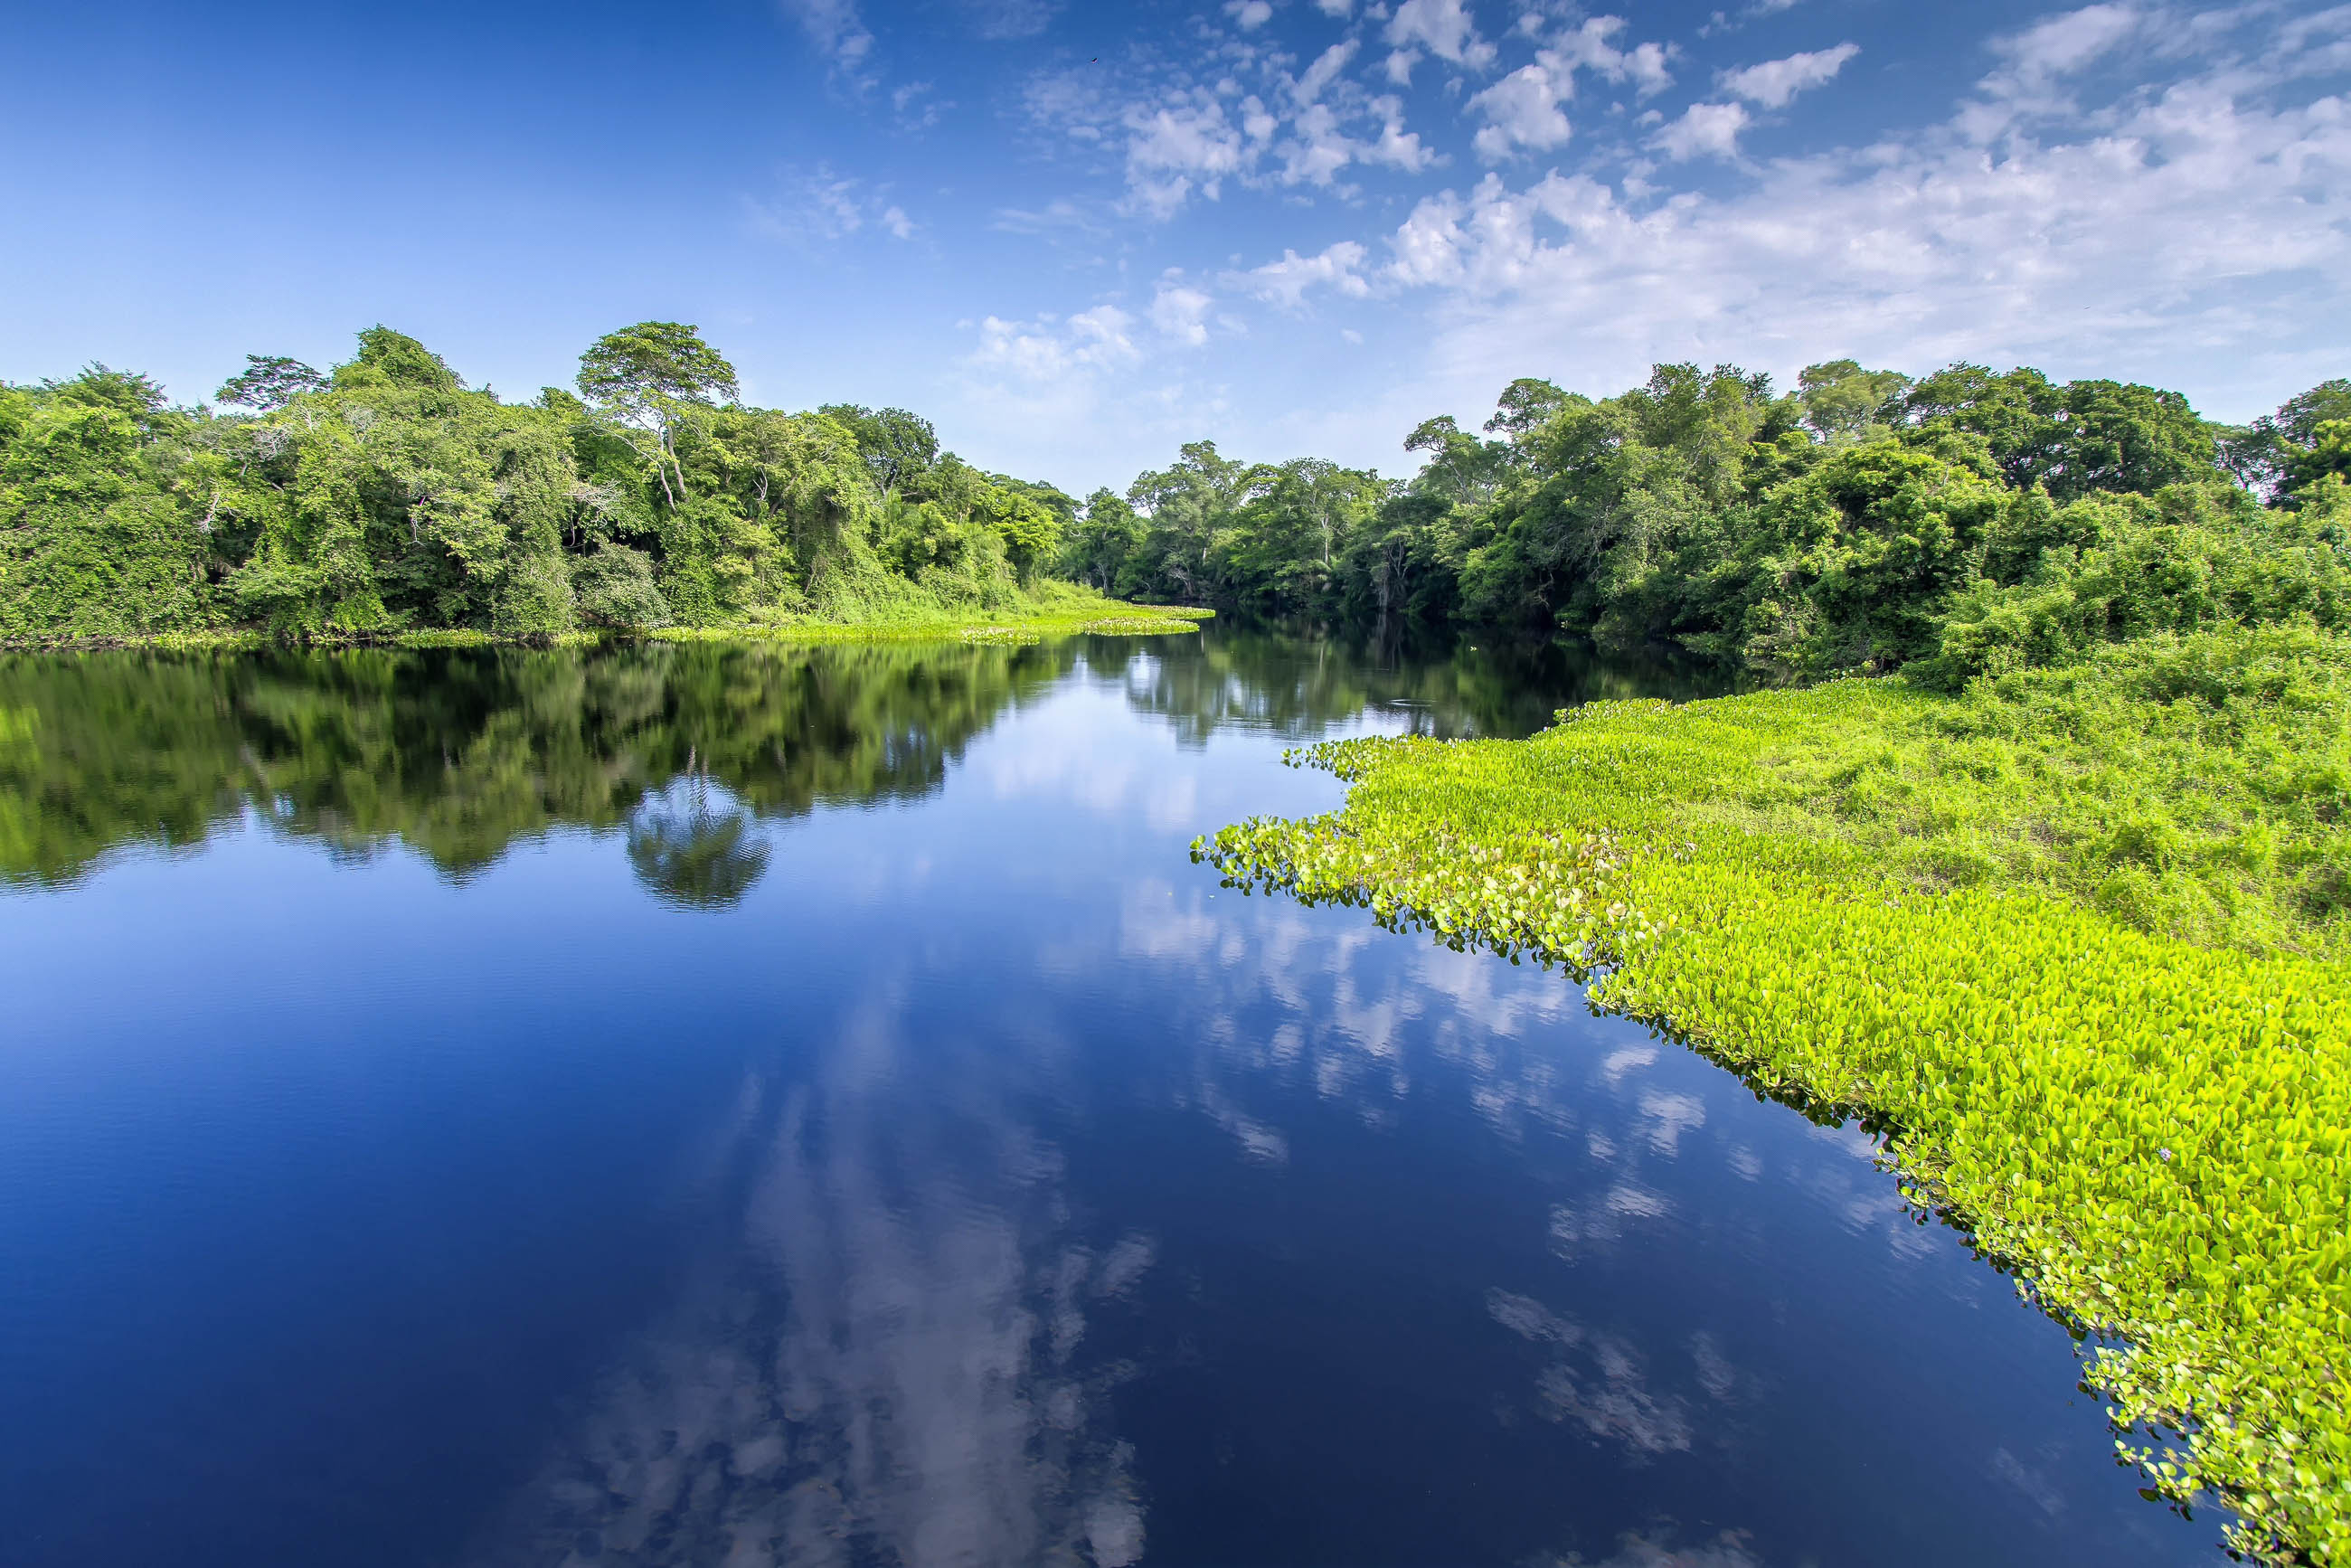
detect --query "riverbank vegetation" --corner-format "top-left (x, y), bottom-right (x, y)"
top-left (1196, 360), bottom-right (2351, 1563)
top-left (1090, 362), bottom-right (2351, 676)
top-left (0, 325), bottom-right (1198, 648)
top-left (1204, 660), bottom-right (2348, 1563)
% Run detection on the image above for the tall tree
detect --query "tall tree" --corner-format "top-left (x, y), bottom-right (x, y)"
top-left (216, 355), bottom-right (328, 412)
top-left (577, 322), bottom-right (739, 508)
top-left (818, 404), bottom-right (940, 494)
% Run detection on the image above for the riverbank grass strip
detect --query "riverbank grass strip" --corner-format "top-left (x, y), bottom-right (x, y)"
top-left (646, 604), bottom-right (1209, 646)
top-left (6, 603), bottom-right (1212, 655)
top-left (1198, 645), bottom-right (2350, 1567)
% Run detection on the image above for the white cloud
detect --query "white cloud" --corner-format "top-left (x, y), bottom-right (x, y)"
top-left (1361, 33), bottom-right (2351, 434)
top-left (1549, 16), bottom-right (1673, 98)
top-left (743, 165), bottom-right (912, 243)
top-left (1386, 0), bottom-right (1497, 70)
top-left (991, 198), bottom-right (1109, 239)
top-left (1997, 3), bottom-right (2141, 80)
top-left (1956, 5), bottom-right (2152, 143)
top-left (1469, 60), bottom-right (1572, 159)
top-left (962, 0), bottom-right (1059, 39)
top-left (1295, 39), bottom-right (1360, 104)
top-left (970, 307), bottom-right (1142, 382)
top-left (1226, 0), bottom-right (1275, 28)
top-left (1316, 0), bottom-right (1354, 14)
top-left (1385, 48), bottom-right (1421, 85)
top-left (1718, 42), bottom-right (1858, 109)
top-left (778, 0), bottom-right (877, 84)
top-left (1652, 100), bottom-right (1749, 159)
top-left (1279, 104), bottom-right (1359, 184)
top-left (1150, 282), bottom-right (1216, 345)
top-left (891, 80), bottom-right (944, 130)
top-left (1225, 241), bottom-right (1374, 308)
top-left (1037, 38), bottom-right (1432, 214)
top-left (1123, 97), bottom-right (1252, 216)
top-left (1363, 95), bottom-right (1440, 171)
top-left (940, 5), bottom-right (2350, 494)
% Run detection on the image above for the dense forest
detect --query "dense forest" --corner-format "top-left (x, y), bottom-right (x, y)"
top-left (6, 321), bottom-right (2347, 690)
top-left (0, 324), bottom-right (1080, 643)
top-left (1080, 360), bottom-right (2351, 686)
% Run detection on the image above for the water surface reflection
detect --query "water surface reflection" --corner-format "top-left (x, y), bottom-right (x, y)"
top-left (0, 629), bottom-right (2222, 1567)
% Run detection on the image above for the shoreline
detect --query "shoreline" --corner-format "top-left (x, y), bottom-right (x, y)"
top-left (0, 603), bottom-right (1215, 656)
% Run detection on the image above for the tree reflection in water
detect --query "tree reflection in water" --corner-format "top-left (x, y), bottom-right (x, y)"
top-left (626, 780), bottom-right (772, 911)
top-left (0, 628), bottom-right (1721, 893)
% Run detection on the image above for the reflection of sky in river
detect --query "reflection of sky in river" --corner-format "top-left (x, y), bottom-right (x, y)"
top-left (0, 636), bottom-right (2224, 1566)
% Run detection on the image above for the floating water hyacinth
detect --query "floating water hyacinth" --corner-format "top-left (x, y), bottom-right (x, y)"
top-left (1196, 628), bottom-right (2351, 1568)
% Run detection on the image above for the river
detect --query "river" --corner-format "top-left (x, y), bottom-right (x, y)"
top-left (0, 627), bottom-right (2221, 1566)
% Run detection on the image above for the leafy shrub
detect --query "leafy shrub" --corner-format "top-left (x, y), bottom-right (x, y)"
top-left (570, 543), bottom-right (668, 629)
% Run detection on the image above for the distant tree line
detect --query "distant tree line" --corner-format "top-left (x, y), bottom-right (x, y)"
top-left (8, 323), bottom-right (2347, 682)
top-left (0, 323), bottom-right (1077, 642)
top-left (1071, 361), bottom-right (2351, 684)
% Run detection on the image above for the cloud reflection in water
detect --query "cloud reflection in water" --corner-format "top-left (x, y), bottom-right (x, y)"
top-left (472, 997), bottom-right (1150, 1568)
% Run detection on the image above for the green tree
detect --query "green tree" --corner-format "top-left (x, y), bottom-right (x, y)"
top-left (818, 404), bottom-right (939, 494)
top-left (1797, 359), bottom-right (1911, 442)
top-left (577, 322), bottom-right (740, 508)
top-left (216, 355), bottom-right (328, 411)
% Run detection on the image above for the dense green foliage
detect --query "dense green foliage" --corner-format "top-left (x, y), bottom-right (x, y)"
top-left (1, 326), bottom-right (1093, 645)
top-left (1091, 361), bottom-right (2351, 686)
top-left (1201, 629), bottom-right (2351, 1563)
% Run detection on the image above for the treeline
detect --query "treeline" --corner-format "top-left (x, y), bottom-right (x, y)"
top-left (13, 324), bottom-right (2348, 680)
top-left (1079, 362), bottom-right (2351, 684)
top-left (0, 324), bottom-right (1078, 643)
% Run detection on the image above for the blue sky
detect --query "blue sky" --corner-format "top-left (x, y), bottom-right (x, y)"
top-left (5, 0), bottom-right (2348, 492)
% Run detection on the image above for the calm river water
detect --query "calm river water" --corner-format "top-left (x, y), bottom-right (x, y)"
top-left (0, 628), bottom-right (2223, 1566)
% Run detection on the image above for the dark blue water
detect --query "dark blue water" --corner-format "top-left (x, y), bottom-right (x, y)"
top-left (0, 630), bottom-right (2221, 1567)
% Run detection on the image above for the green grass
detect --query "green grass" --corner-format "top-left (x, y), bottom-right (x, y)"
top-left (647, 593), bottom-right (1212, 646)
top-left (1199, 624), bottom-right (2351, 1566)
top-left (0, 585), bottom-right (1211, 652)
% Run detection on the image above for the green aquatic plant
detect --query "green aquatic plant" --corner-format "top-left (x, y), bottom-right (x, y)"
top-left (1198, 623), bottom-right (2351, 1566)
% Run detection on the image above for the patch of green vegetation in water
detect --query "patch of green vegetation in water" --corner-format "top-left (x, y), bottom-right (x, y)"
top-left (1199, 622), bottom-right (2351, 1566)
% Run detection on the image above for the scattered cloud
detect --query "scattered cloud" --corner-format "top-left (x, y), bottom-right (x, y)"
top-left (1294, 39), bottom-right (1360, 104)
top-left (778, 0), bottom-right (877, 87)
top-left (1123, 96), bottom-right (1257, 215)
top-left (991, 198), bottom-right (1111, 239)
top-left (891, 80), bottom-right (944, 131)
top-left (1470, 61), bottom-right (1574, 159)
top-left (971, 306), bottom-right (1142, 381)
top-left (970, 1), bottom-right (2351, 482)
top-left (1386, 0), bottom-right (1497, 70)
top-left (961, 0), bottom-right (1059, 39)
top-left (1224, 241), bottom-right (1374, 308)
top-left (743, 165), bottom-right (915, 243)
top-left (1718, 42), bottom-right (1859, 108)
top-left (1651, 100), bottom-right (1750, 160)
top-left (1997, 2), bottom-right (2141, 80)
top-left (1151, 280), bottom-right (1216, 345)
top-left (1349, 17), bottom-right (2351, 436)
top-left (1549, 16), bottom-right (1674, 98)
